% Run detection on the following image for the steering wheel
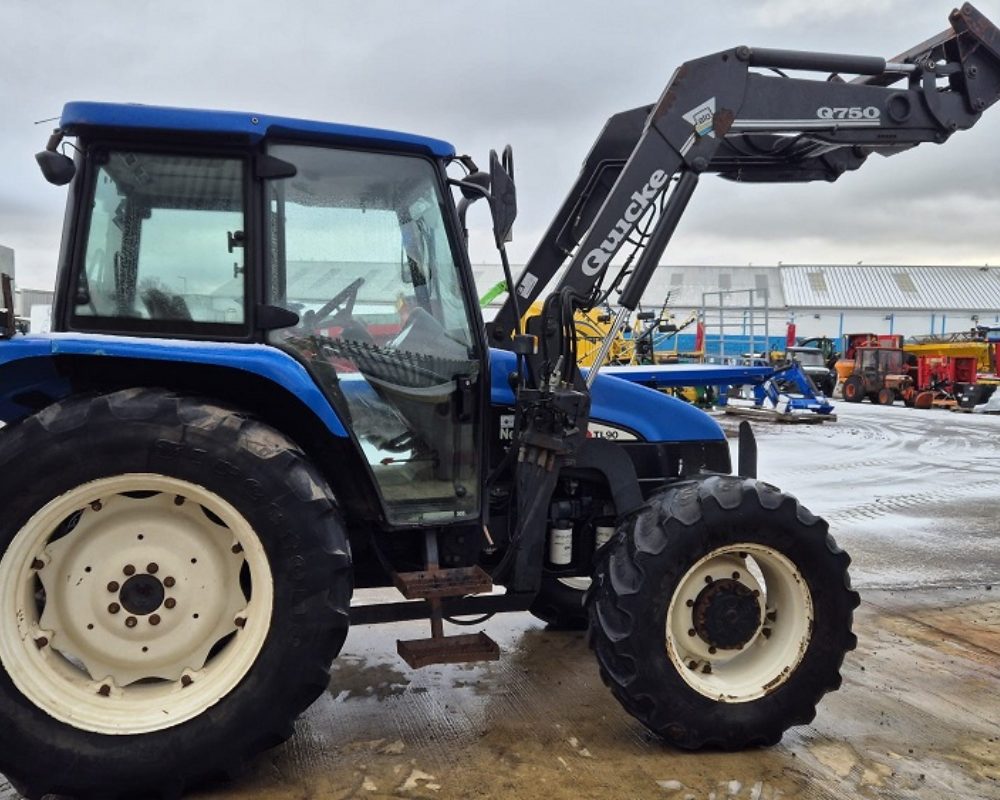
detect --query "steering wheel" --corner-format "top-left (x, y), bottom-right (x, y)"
top-left (301, 277), bottom-right (373, 343)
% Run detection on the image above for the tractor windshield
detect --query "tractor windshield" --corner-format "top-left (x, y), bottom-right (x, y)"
top-left (789, 349), bottom-right (824, 367)
top-left (264, 144), bottom-right (480, 525)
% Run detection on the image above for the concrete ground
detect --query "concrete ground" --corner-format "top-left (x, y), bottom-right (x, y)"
top-left (4, 403), bottom-right (999, 799)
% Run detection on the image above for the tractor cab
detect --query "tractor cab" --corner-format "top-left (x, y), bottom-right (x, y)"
top-left (41, 103), bottom-right (498, 527)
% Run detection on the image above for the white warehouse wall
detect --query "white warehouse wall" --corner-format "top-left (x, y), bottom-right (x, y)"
top-left (783, 309), bottom-right (999, 340)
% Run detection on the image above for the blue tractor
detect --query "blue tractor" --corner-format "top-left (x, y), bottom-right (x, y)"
top-left (1, 6), bottom-right (997, 795)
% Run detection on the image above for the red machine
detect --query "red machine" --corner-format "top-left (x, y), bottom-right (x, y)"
top-left (916, 355), bottom-right (978, 390)
top-left (842, 332), bottom-right (903, 360)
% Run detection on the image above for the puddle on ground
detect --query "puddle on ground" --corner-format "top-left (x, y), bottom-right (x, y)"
top-left (329, 655), bottom-right (414, 701)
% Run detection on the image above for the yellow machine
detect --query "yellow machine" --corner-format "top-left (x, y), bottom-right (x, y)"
top-left (519, 302), bottom-right (630, 367)
top-left (904, 337), bottom-right (994, 372)
top-left (489, 283), bottom-right (693, 371)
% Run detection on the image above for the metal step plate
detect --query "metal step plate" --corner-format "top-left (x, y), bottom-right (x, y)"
top-left (392, 566), bottom-right (493, 599)
top-left (397, 632), bottom-right (500, 669)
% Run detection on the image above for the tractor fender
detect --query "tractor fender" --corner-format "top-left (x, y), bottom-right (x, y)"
top-left (0, 334), bottom-right (348, 437)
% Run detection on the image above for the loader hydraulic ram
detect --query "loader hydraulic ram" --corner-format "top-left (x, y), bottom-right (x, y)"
top-left (0, 5), bottom-right (997, 797)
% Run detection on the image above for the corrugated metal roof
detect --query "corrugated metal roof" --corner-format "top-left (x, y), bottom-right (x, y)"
top-left (781, 265), bottom-right (1000, 310)
top-left (644, 266), bottom-right (782, 309)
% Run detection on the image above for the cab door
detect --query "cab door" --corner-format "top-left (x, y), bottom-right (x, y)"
top-left (263, 144), bottom-right (484, 527)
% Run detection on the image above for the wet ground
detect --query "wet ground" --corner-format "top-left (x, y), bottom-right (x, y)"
top-left (4, 403), bottom-right (999, 799)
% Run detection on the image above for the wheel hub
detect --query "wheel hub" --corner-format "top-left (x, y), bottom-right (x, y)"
top-left (119, 573), bottom-right (165, 616)
top-left (693, 578), bottom-right (761, 650)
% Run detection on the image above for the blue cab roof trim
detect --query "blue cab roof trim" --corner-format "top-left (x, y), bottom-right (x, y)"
top-left (59, 101), bottom-right (456, 158)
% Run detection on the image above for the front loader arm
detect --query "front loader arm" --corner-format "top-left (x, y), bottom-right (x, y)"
top-left (497, 3), bottom-right (1000, 596)
top-left (488, 3), bottom-right (1000, 348)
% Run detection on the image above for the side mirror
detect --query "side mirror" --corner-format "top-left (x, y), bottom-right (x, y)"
top-left (455, 169), bottom-right (491, 237)
top-left (36, 149), bottom-right (76, 186)
top-left (460, 170), bottom-right (491, 200)
top-left (489, 146), bottom-right (517, 244)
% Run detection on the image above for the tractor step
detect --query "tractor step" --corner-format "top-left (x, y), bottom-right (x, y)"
top-left (397, 631), bottom-right (500, 669)
top-left (393, 565), bottom-right (493, 599)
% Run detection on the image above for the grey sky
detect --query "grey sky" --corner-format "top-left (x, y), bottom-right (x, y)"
top-left (2, 0), bottom-right (999, 291)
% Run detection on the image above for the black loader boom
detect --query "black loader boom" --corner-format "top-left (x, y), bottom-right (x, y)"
top-left (489, 3), bottom-right (1000, 357)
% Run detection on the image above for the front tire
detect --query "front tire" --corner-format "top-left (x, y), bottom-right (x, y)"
top-left (587, 475), bottom-right (858, 749)
top-left (0, 389), bottom-right (352, 798)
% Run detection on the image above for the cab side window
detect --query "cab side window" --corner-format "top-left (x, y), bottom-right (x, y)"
top-left (74, 151), bottom-right (246, 333)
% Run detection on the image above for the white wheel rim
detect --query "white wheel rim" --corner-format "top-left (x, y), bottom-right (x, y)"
top-left (665, 544), bottom-right (812, 702)
top-left (0, 474), bottom-right (274, 734)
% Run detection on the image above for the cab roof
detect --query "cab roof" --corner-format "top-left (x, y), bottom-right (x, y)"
top-left (59, 101), bottom-right (456, 158)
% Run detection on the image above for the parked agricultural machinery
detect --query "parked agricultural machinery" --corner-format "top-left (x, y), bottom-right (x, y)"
top-left (1, 5), bottom-right (999, 797)
top-left (907, 328), bottom-right (1000, 408)
top-left (841, 345), bottom-right (914, 404)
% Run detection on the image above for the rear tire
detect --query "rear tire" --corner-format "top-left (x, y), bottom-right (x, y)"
top-left (0, 389), bottom-right (352, 798)
top-left (842, 376), bottom-right (864, 403)
top-left (876, 387), bottom-right (894, 405)
top-left (587, 475), bottom-right (858, 749)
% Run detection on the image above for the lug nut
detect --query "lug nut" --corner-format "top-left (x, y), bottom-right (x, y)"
top-left (234, 616), bottom-right (246, 629)
top-left (231, 543), bottom-right (243, 554)
top-left (164, 598), bottom-right (176, 609)
top-left (108, 603), bottom-right (120, 615)
top-left (708, 646), bottom-right (717, 655)
top-left (761, 627), bottom-right (772, 639)
top-left (34, 637), bottom-right (48, 649)
top-left (97, 684), bottom-right (111, 697)
top-left (90, 500), bottom-right (103, 512)
top-left (701, 664), bottom-right (712, 674)
top-left (687, 628), bottom-right (696, 637)
top-left (123, 564), bottom-right (136, 576)
top-left (147, 563), bottom-right (159, 574)
top-left (181, 675), bottom-right (193, 687)
top-left (704, 575), bottom-right (713, 584)
top-left (732, 571), bottom-right (741, 580)
top-left (107, 581), bottom-right (120, 593)
top-left (688, 660), bottom-right (698, 670)
top-left (125, 616), bottom-right (137, 628)
top-left (149, 614), bottom-right (161, 626)
top-left (174, 495), bottom-right (186, 506)
top-left (685, 599), bottom-right (694, 608)
top-left (164, 576), bottom-right (176, 588)
top-left (31, 558), bottom-right (45, 571)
